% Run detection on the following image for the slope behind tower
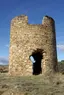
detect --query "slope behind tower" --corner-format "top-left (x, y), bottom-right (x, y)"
top-left (9, 15), bottom-right (58, 76)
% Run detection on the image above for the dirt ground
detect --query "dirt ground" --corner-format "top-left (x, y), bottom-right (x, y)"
top-left (0, 73), bottom-right (64, 95)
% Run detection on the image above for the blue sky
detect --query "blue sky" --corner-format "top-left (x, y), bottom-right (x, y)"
top-left (0, 0), bottom-right (64, 65)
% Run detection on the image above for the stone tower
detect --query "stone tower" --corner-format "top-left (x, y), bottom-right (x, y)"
top-left (9, 15), bottom-right (58, 76)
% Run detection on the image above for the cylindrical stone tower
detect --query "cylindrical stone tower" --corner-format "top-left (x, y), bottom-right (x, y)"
top-left (9, 15), bottom-right (58, 76)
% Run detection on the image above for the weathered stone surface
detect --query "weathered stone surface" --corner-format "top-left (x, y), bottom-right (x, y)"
top-left (9, 15), bottom-right (58, 76)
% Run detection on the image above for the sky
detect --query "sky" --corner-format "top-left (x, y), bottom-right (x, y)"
top-left (0, 0), bottom-right (64, 65)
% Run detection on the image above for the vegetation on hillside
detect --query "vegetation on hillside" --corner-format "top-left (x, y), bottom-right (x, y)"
top-left (58, 60), bottom-right (64, 64)
top-left (58, 60), bottom-right (64, 73)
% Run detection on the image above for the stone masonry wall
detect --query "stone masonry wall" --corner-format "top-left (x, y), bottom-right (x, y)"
top-left (9, 15), bottom-right (58, 76)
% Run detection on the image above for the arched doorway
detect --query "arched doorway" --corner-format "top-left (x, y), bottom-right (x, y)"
top-left (29, 49), bottom-right (43, 75)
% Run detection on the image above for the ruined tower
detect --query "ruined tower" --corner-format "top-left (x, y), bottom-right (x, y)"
top-left (9, 15), bottom-right (58, 76)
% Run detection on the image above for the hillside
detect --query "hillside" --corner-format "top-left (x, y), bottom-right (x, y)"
top-left (0, 60), bottom-right (64, 73)
top-left (0, 65), bottom-right (8, 73)
top-left (58, 60), bottom-right (64, 73)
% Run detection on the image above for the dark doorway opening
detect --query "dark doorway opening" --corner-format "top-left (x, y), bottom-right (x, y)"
top-left (29, 49), bottom-right (43, 75)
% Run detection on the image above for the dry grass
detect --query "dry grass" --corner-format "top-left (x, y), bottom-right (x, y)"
top-left (0, 64), bottom-right (64, 95)
top-left (0, 72), bottom-right (64, 95)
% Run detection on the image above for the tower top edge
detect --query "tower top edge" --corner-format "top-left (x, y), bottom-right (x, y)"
top-left (11, 14), bottom-right (55, 25)
top-left (43, 15), bottom-right (54, 21)
top-left (12, 15), bottom-right (28, 19)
